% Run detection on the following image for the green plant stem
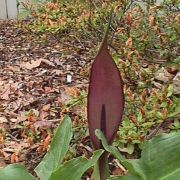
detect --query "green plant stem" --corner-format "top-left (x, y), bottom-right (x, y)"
top-left (99, 152), bottom-right (110, 180)
top-left (93, 152), bottom-right (109, 180)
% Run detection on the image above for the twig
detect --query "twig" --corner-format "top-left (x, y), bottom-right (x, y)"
top-left (7, 133), bottom-right (20, 142)
top-left (147, 122), bottom-right (164, 140)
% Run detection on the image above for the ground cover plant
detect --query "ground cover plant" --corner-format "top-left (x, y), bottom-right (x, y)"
top-left (1, 116), bottom-right (180, 179)
top-left (0, 0), bottom-right (180, 179)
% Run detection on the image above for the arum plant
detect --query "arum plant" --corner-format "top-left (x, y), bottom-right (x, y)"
top-left (87, 9), bottom-right (124, 180)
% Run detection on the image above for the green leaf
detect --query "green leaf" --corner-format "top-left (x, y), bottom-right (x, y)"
top-left (167, 84), bottom-right (173, 97)
top-left (95, 129), bottom-right (143, 178)
top-left (95, 129), bottom-right (126, 163)
top-left (0, 164), bottom-right (34, 180)
top-left (35, 115), bottom-right (73, 180)
top-left (49, 150), bottom-right (104, 180)
top-left (168, 101), bottom-right (180, 118)
top-left (108, 173), bottom-right (140, 180)
top-left (96, 130), bottom-right (180, 180)
top-left (137, 113), bottom-right (143, 122)
top-left (119, 143), bottom-right (134, 155)
top-left (132, 131), bottom-right (180, 180)
top-left (93, 161), bottom-right (101, 180)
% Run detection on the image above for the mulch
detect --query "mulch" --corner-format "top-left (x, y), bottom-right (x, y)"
top-left (0, 20), bottom-right (94, 174)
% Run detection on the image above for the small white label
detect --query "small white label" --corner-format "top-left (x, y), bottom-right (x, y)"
top-left (67, 75), bottom-right (72, 83)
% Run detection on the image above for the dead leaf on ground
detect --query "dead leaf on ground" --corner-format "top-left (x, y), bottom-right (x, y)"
top-left (52, 69), bottom-right (63, 75)
top-left (112, 167), bottom-right (124, 176)
top-left (43, 134), bottom-right (51, 150)
top-left (0, 116), bottom-right (8, 123)
top-left (34, 120), bottom-right (54, 129)
top-left (65, 87), bottom-right (80, 97)
top-left (126, 37), bottom-right (133, 48)
top-left (21, 59), bottom-right (42, 70)
top-left (42, 104), bottom-right (51, 112)
top-left (44, 87), bottom-right (57, 94)
top-left (21, 58), bottom-right (55, 70)
top-left (10, 153), bottom-right (19, 163)
top-left (0, 158), bottom-right (6, 169)
top-left (41, 58), bottom-right (55, 67)
top-left (0, 85), bottom-right (11, 100)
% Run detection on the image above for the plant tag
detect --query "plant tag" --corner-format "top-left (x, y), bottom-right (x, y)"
top-left (67, 74), bottom-right (72, 83)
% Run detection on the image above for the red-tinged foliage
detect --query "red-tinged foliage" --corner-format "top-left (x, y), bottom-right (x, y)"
top-left (87, 22), bottom-right (124, 150)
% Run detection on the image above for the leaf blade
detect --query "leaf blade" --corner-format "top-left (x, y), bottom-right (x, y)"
top-left (49, 150), bottom-right (104, 180)
top-left (137, 131), bottom-right (180, 180)
top-left (0, 164), bottom-right (34, 180)
top-left (97, 130), bottom-right (180, 180)
top-left (35, 115), bottom-right (73, 180)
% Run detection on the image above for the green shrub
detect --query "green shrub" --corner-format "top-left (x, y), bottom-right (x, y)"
top-left (19, 0), bottom-right (180, 155)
